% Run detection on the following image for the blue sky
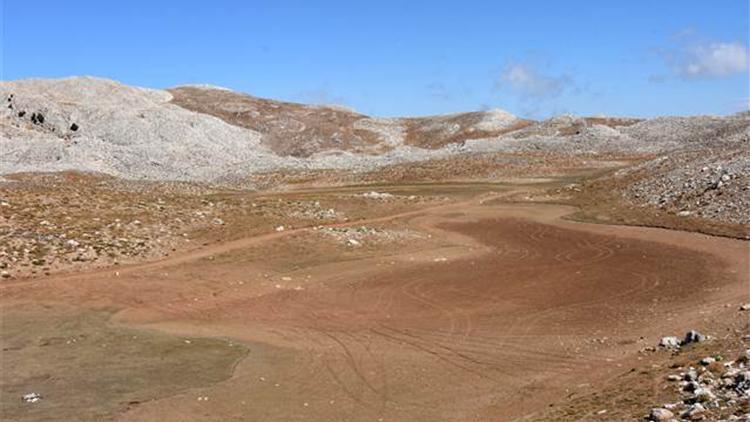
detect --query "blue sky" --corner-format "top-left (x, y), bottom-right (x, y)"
top-left (2, 1), bottom-right (748, 118)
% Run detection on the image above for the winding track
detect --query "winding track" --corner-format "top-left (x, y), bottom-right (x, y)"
top-left (1, 185), bottom-right (747, 422)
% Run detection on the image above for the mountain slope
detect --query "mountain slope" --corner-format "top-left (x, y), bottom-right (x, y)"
top-left (1, 77), bottom-right (748, 184)
top-left (167, 86), bottom-right (528, 156)
top-left (0, 77), bottom-right (283, 181)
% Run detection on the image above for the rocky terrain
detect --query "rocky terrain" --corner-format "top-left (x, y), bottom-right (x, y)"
top-left (3, 77), bottom-right (747, 183)
top-left (647, 345), bottom-right (750, 421)
top-left (624, 148), bottom-right (749, 226)
top-left (315, 224), bottom-right (426, 248)
top-left (1, 76), bottom-right (749, 422)
top-left (0, 172), bottom-right (216, 278)
top-left (557, 144), bottom-right (750, 238)
top-left (0, 171), bottom-right (457, 279)
top-left (1, 77), bottom-right (747, 273)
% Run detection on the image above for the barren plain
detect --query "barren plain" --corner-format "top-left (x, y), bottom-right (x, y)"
top-left (1, 78), bottom-right (748, 421)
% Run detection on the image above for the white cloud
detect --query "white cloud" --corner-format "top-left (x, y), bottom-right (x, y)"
top-left (681, 42), bottom-right (749, 78)
top-left (498, 63), bottom-right (571, 100)
top-left (658, 37), bottom-right (750, 80)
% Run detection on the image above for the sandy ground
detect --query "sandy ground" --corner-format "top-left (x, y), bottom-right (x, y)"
top-left (1, 182), bottom-right (748, 421)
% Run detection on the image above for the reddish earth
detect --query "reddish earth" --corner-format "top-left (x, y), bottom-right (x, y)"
top-left (168, 87), bottom-right (534, 156)
top-left (1, 182), bottom-right (747, 421)
top-left (168, 87), bottom-right (387, 157)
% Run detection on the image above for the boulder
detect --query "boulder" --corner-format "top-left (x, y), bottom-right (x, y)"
top-left (682, 330), bottom-right (706, 345)
top-left (659, 336), bottom-right (680, 348)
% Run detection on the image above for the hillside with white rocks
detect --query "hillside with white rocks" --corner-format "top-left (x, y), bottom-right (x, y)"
top-left (1, 77), bottom-right (748, 185)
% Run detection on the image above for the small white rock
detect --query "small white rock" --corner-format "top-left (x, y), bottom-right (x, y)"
top-left (699, 356), bottom-right (716, 366)
top-left (22, 392), bottom-right (42, 403)
top-left (659, 336), bottom-right (680, 348)
top-left (648, 407), bottom-right (673, 421)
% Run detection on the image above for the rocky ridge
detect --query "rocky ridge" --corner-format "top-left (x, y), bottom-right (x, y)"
top-left (3, 77), bottom-right (748, 184)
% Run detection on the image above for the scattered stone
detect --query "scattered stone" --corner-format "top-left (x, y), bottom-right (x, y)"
top-left (692, 387), bottom-right (715, 402)
top-left (318, 225), bottom-right (421, 247)
top-left (736, 349), bottom-right (750, 364)
top-left (622, 146), bottom-right (750, 229)
top-left (22, 392), bottom-right (42, 403)
top-left (275, 225), bottom-right (285, 232)
top-left (682, 330), bottom-right (706, 345)
top-left (740, 304), bottom-right (750, 311)
top-left (735, 370), bottom-right (750, 389)
top-left (1, 270), bottom-right (11, 278)
top-left (647, 407), bottom-right (674, 421)
top-left (360, 191), bottom-right (394, 200)
top-left (659, 336), bottom-right (680, 348)
top-left (681, 403), bottom-right (705, 418)
top-left (647, 347), bottom-right (750, 420)
top-left (683, 381), bottom-right (699, 392)
top-left (699, 357), bottom-right (715, 366)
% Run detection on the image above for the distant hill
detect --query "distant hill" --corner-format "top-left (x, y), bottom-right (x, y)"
top-left (1, 77), bottom-right (747, 182)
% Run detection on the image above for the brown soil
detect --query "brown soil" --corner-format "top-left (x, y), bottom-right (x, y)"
top-left (168, 87), bottom-right (386, 157)
top-left (0, 172), bottom-right (455, 279)
top-left (244, 152), bottom-right (638, 190)
top-left (168, 86), bottom-right (536, 155)
top-left (583, 116), bottom-right (643, 128)
top-left (1, 304), bottom-right (247, 422)
top-left (1, 181), bottom-right (747, 421)
top-left (402, 114), bottom-right (534, 148)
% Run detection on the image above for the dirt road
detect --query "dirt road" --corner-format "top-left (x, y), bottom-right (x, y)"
top-left (1, 184), bottom-right (747, 421)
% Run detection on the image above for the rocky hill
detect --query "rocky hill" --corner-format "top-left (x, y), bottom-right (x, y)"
top-left (1, 77), bottom-right (748, 184)
top-left (168, 86), bottom-right (529, 156)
